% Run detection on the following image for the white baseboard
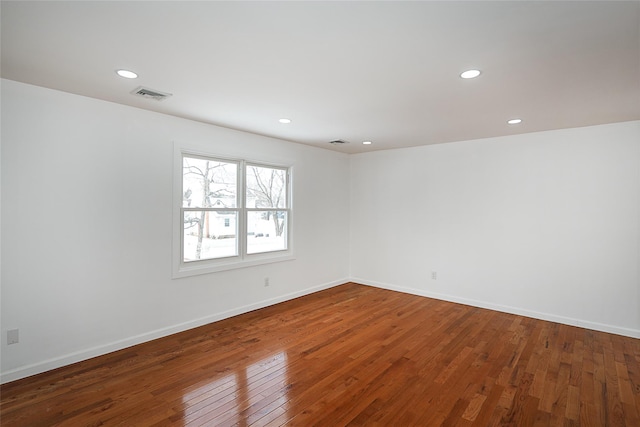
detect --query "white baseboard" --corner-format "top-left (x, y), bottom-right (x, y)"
top-left (352, 277), bottom-right (640, 339)
top-left (0, 278), bottom-right (347, 384)
top-left (5, 277), bottom-right (637, 384)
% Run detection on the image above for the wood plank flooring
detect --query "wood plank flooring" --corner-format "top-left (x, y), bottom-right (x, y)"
top-left (1, 283), bottom-right (639, 426)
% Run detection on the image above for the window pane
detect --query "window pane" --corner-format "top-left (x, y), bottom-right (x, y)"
top-left (183, 211), bottom-right (238, 261)
top-left (246, 165), bottom-right (287, 208)
top-left (247, 211), bottom-right (287, 254)
top-left (183, 156), bottom-right (237, 208)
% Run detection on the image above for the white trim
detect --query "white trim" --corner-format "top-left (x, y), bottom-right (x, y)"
top-left (0, 278), bottom-right (347, 384)
top-left (352, 277), bottom-right (640, 339)
top-left (174, 252), bottom-right (296, 278)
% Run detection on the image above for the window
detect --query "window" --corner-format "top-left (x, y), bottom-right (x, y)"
top-left (173, 147), bottom-right (293, 278)
top-left (182, 156), bottom-right (239, 261)
top-left (245, 164), bottom-right (288, 255)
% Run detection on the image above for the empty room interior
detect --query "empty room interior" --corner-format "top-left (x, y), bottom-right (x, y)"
top-left (1, 1), bottom-right (639, 426)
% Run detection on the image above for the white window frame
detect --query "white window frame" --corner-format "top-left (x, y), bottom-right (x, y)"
top-left (172, 143), bottom-right (294, 278)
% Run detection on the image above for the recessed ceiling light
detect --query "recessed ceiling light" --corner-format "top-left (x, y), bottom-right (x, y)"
top-left (362, 141), bottom-right (372, 145)
top-left (507, 118), bottom-right (523, 125)
top-left (278, 118), bottom-right (292, 124)
top-left (116, 69), bottom-right (138, 79)
top-left (460, 69), bottom-right (481, 79)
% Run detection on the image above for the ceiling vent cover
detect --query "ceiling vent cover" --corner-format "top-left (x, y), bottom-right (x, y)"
top-left (130, 86), bottom-right (172, 101)
top-left (329, 139), bottom-right (349, 145)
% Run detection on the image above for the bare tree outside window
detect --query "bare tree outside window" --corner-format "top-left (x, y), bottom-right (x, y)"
top-left (246, 165), bottom-right (287, 236)
top-left (182, 157), bottom-right (238, 261)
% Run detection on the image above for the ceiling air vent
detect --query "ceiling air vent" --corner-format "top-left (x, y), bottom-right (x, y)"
top-left (329, 139), bottom-right (349, 145)
top-left (130, 86), bottom-right (172, 101)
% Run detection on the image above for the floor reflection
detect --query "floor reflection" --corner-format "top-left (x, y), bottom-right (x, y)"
top-left (180, 351), bottom-right (289, 425)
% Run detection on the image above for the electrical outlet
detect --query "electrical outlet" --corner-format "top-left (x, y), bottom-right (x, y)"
top-left (264, 277), bottom-right (270, 287)
top-left (7, 329), bottom-right (19, 345)
top-left (431, 271), bottom-right (437, 280)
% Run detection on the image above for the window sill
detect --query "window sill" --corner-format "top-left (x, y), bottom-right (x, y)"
top-left (172, 252), bottom-right (296, 279)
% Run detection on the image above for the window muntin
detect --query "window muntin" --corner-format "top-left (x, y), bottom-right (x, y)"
top-left (178, 152), bottom-right (291, 274)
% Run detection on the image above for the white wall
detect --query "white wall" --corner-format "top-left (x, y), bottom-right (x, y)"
top-left (0, 79), bottom-right (351, 383)
top-left (350, 121), bottom-right (640, 338)
top-left (2, 78), bottom-right (638, 385)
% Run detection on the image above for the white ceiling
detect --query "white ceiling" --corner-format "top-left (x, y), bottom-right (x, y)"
top-left (2, 1), bottom-right (639, 154)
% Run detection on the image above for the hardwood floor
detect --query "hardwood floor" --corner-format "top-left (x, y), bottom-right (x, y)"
top-left (1, 283), bottom-right (639, 426)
